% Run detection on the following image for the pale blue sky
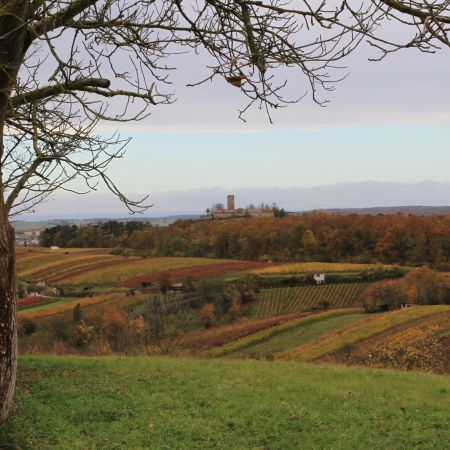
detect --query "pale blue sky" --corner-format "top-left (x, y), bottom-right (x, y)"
top-left (30, 34), bottom-right (450, 217)
top-left (98, 42), bottom-right (450, 194)
top-left (108, 126), bottom-right (450, 192)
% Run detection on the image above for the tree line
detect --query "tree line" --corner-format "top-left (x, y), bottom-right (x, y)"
top-left (39, 214), bottom-right (450, 269)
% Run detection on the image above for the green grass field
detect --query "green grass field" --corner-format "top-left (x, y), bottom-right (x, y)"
top-left (227, 313), bottom-right (367, 358)
top-left (1, 356), bottom-right (449, 449)
top-left (255, 283), bottom-right (368, 317)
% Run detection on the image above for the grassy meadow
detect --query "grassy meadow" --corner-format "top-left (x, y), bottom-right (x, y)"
top-left (1, 356), bottom-right (449, 450)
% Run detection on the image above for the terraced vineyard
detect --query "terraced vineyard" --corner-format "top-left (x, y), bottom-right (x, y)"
top-left (277, 305), bottom-right (450, 363)
top-left (229, 314), bottom-right (366, 358)
top-left (217, 311), bottom-right (367, 359)
top-left (16, 248), bottom-right (255, 287)
top-left (18, 295), bottom-right (114, 319)
top-left (255, 283), bottom-right (368, 317)
top-left (250, 262), bottom-right (394, 275)
top-left (322, 311), bottom-right (450, 373)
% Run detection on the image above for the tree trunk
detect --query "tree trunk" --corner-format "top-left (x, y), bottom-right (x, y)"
top-left (0, 213), bottom-right (17, 426)
top-left (0, 0), bottom-right (30, 427)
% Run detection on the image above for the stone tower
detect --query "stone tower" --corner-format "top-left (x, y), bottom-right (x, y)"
top-left (227, 195), bottom-right (235, 211)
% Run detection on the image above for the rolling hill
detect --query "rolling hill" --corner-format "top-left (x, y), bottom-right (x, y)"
top-left (16, 248), bottom-right (263, 287)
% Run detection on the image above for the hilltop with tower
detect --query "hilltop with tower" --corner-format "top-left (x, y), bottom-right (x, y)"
top-left (205, 195), bottom-right (279, 220)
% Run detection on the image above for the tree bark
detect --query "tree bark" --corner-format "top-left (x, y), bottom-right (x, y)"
top-left (0, 214), bottom-right (17, 426)
top-left (0, 0), bottom-right (30, 426)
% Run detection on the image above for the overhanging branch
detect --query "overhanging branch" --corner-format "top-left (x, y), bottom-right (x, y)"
top-left (8, 77), bottom-right (110, 110)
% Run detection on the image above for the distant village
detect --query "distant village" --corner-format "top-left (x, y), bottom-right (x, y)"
top-left (15, 229), bottom-right (42, 247)
top-left (204, 195), bottom-right (286, 220)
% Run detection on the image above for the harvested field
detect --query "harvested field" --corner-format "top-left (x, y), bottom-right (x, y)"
top-left (123, 261), bottom-right (269, 287)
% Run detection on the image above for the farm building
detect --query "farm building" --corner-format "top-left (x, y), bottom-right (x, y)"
top-left (313, 273), bottom-right (326, 284)
top-left (400, 303), bottom-right (420, 309)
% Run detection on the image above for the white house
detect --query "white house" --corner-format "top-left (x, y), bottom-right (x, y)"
top-left (313, 273), bottom-right (326, 284)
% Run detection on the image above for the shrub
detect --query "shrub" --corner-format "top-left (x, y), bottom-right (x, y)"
top-left (73, 303), bottom-right (83, 323)
top-left (361, 280), bottom-right (406, 312)
top-left (52, 320), bottom-right (71, 341)
top-left (20, 319), bottom-right (37, 336)
top-left (199, 303), bottom-right (215, 329)
top-left (17, 279), bottom-right (29, 298)
top-left (402, 267), bottom-right (448, 305)
top-left (319, 299), bottom-right (331, 310)
top-left (70, 320), bottom-right (95, 347)
top-left (101, 309), bottom-right (129, 352)
top-left (52, 341), bottom-right (69, 355)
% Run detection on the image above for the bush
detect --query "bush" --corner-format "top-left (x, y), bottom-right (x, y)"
top-left (319, 299), bottom-right (331, 310)
top-left (402, 267), bottom-right (448, 305)
top-left (101, 309), bottom-right (129, 352)
top-left (70, 321), bottom-right (95, 347)
top-left (73, 303), bottom-right (82, 322)
top-left (361, 280), bottom-right (406, 313)
top-left (17, 279), bottom-right (29, 298)
top-left (199, 303), bottom-right (215, 329)
top-left (52, 320), bottom-right (71, 341)
top-left (20, 319), bottom-right (37, 336)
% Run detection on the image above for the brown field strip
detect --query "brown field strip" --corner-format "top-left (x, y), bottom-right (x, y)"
top-left (122, 261), bottom-right (269, 287)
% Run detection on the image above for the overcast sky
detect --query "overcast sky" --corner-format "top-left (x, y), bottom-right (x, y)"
top-left (30, 33), bottom-right (450, 217)
top-left (99, 41), bottom-right (450, 192)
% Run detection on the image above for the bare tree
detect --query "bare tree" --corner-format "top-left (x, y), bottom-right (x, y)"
top-left (143, 293), bottom-right (190, 355)
top-left (367, 1), bottom-right (450, 54)
top-left (0, 0), bottom-right (448, 425)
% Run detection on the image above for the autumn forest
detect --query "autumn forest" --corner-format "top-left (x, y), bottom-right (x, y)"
top-left (40, 213), bottom-right (450, 269)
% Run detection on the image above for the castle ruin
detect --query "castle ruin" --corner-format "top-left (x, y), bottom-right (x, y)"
top-left (207, 195), bottom-right (274, 219)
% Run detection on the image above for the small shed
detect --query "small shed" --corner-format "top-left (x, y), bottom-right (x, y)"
top-left (400, 303), bottom-right (420, 309)
top-left (169, 282), bottom-right (184, 292)
top-left (313, 273), bottom-right (326, 285)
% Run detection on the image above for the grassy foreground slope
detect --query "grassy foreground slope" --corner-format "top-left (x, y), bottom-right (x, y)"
top-left (2, 357), bottom-right (449, 450)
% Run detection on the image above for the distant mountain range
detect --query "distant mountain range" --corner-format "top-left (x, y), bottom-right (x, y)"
top-left (13, 180), bottom-right (450, 220)
top-left (13, 204), bottom-right (450, 232)
top-left (304, 205), bottom-right (450, 216)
